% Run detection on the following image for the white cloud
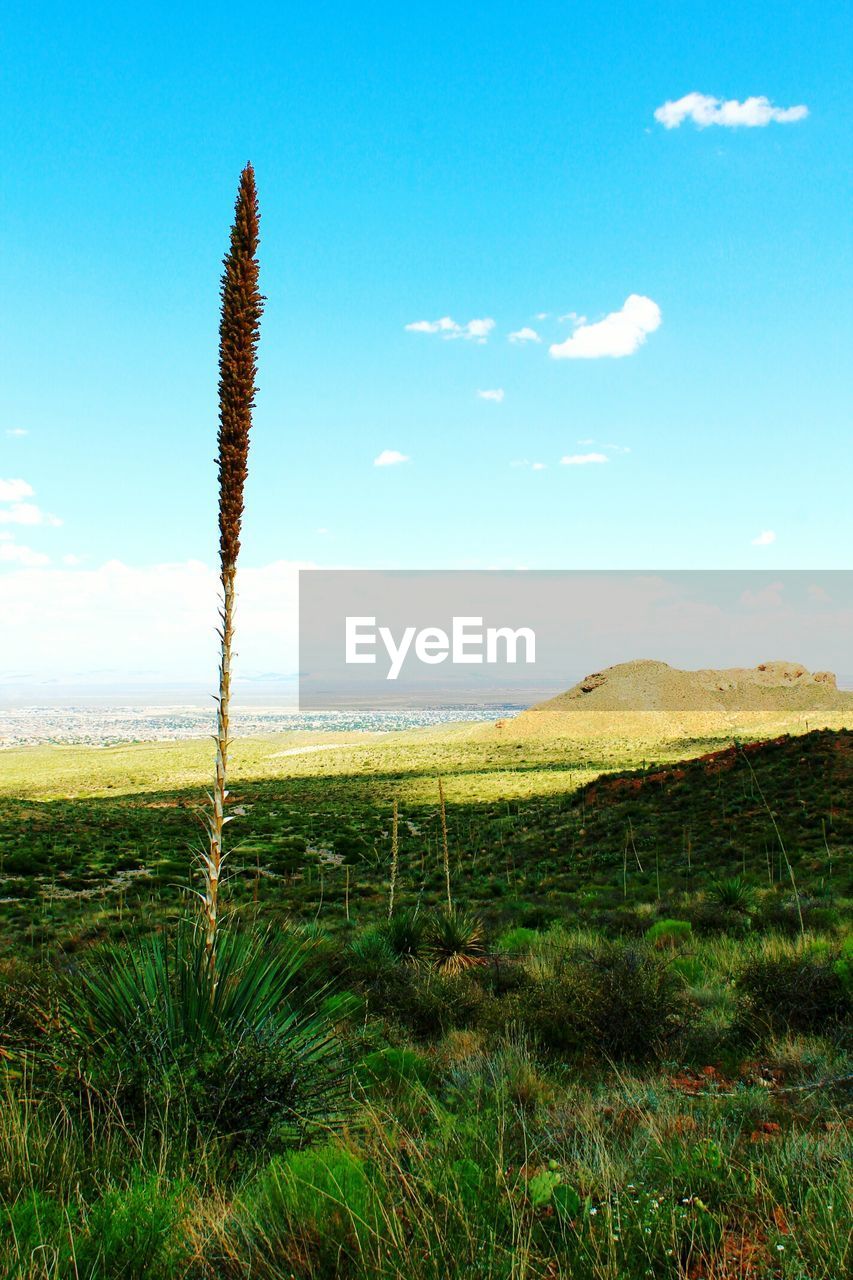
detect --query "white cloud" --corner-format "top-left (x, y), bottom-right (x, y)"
top-left (0, 502), bottom-right (62, 527)
top-left (0, 541), bottom-right (50, 566)
top-left (0, 478), bottom-right (61, 528)
top-left (0, 558), bottom-right (312, 680)
top-left (373, 449), bottom-right (410, 467)
top-left (0, 478), bottom-right (34, 501)
top-left (549, 295), bottom-right (661, 360)
top-left (752, 529), bottom-right (777, 546)
top-left (508, 327), bottom-right (541, 344)
top-left (561, 453), bottom-right (609, 466)
top-left (5, 428), bottom-right (28, 438)
top-left (61, 553), bottom-right (83, 565)
top-left (655, 93), bottom-right (808, 129)
top-left (531, 462), bottom-right (546, 471)
top-left (534, 312), bottom-right (549, 321)
top-left (476, 388), bottom-right (505, 402)
top-left (404, 316), bottom-right (495, 343)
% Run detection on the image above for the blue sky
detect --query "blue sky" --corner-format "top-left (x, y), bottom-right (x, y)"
top-left (1, 1), bottom-right (851, 680)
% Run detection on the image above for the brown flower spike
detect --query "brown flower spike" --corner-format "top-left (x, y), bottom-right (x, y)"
top-left (201, 165), bottom-right (263, 962)
top-left (217, 163), bottom-right (263, 572)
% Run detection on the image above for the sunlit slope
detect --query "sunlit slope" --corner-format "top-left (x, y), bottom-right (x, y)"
top-left (494, 659), bottom-right (853, 747)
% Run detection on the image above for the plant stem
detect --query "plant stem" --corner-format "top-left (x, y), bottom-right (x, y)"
top-left (388, 799), bottom-right (399, 919)
top-left (439, 778), bottom-right (452, 914)
top-left (204, 565), bottom-right (235, 962)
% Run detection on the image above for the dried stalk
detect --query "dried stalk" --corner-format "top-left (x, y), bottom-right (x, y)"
top-left (737, 744), bottom-right (804, 939)
top-left (388, 799), bottom-right (399, 919)
top-left (200, 165), bottom-right (263, 965)
top-left (438, 778), bottom-right (451, 914)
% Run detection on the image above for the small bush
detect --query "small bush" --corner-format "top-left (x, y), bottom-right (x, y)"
top-left (383, 970), bottom-right (486, 1040)
top-left (1, 1178), bottom-right (187, 1280)
top-left (234, 1143), bottom-right (378, 1272)
top-left (357, 1046), bottom-right (435, 1093)
top-left (498, 942), bottom-right (690, 1062)
top-left (645, 918), bottom-right (693, 949)
top-left (496, 926), bottom-right (539, 954)
top-left (578, 943), bottom-right (693, 1060)
top-left (834, 936), bottom-right (853, 994)
top-left (738, 950), bottom-right (851, 1035)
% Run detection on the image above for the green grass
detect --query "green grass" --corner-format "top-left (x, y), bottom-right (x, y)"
top-left (0, 716), bottom-right (850, 1277)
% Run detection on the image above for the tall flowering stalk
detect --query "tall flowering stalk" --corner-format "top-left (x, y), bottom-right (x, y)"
top-left (388, 799), bottom-right (399, 919)
top-left (201, 164), bottom-right (263, 963)
top-left (438, 778), bottom-right (451, 914)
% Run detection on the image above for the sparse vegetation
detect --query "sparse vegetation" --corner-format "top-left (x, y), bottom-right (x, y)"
top-left (0, 717), bottom-right (849, 1277)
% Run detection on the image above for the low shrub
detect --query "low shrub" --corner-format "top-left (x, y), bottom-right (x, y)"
top-left (232, 1143), bottom-right (378, 1274)
top-left (357, 1046), bottom-right (435, 1093)
top-left (645, 919), bottom-right (692, 949)
top-left (492, 942), bottom-right (690, 1062)
top-left (496, 926), bottom-right (539, 954)
top-left (737, 949), bottom-right (851, 1035)
top-left (0, 1178), bottom-right (187, 1280)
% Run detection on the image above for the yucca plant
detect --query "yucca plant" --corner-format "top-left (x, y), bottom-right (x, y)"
top-left (381, 908), bottom-right (425, 965)
top-left (424, 908), bottom-right (487, 976)
top-left (64, 924), bottom-right (352, 1144)
top-left (346, 930), bottom-right (398, 984)
top-left (712, 875), bottom-right (756, 914)
top-left (199, 164), bottom-right (264, 963)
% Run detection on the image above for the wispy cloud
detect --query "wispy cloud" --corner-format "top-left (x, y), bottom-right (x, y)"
top-left (476, 388), bottom-right (505, 402)
top-left (0, 558), bottom-right (311, 680)
top-left (655, 93), bottom-right (808, 129)
top-left (751, 529), bottom-right (777, 546)
top-left (508, 327), bottom-right (541, 344)
top-left (373, 449), bottom-right (410, 467)
top-left (0, 541), bottom-right (50, 566)
top-left (511, 459), bottom-right (547, 471)
top-left (0, 502), bottom-right (62, 527)
top-left (550, 296), bottom-right (661, 360)
top-left (578, 439), bottom-right (631, 455)
top-left (560, 453), bottom-right (609, 466)
top-left (405, 316), bottom-right (495, 343)
top-left (0, 478), bottom-right (34, 501)
top-left (5, 428), bottom-right (28, 438)
top-left (0, 478), bottom-right (61, 529)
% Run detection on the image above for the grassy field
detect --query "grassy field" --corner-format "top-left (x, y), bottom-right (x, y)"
top-left (0, 712), bottom-right (850, 1278)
